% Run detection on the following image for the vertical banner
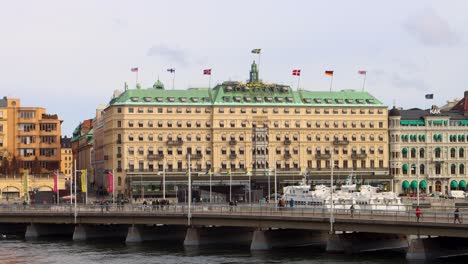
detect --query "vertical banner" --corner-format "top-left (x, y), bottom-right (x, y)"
top-left (81, 169), bottom-right (87, 193)
top-left (22, 169), bottom-right (29, 195)
top-left (53, 172), bottom-right (58, 193)
top-left (108, 171), bottom-right (114, 193)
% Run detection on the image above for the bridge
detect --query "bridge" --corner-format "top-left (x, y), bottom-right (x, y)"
top-left (1, 204), bottom-right (468, 260)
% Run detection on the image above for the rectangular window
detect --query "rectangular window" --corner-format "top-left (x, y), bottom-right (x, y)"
top-left (128, 108), bottom-right (134, 113)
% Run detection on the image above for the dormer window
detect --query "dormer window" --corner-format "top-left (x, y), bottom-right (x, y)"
top-left (345, 99), bottom-right (354, 104)
top-left (244, 96), bottom-right (251, 102)
top-left (131, 97), bottom-right (139, 102)
top-left (156, 97), bottom-right (164, 102)
top-left (179, 97), bottom-right (187, 102)
top-left (144, 97), bottom-right (152, 102)
top-left (191, 97), bottom-right (199, 102)
top-left (314, 98), bottom-right (322, 103)
top-left (276, 97), bottom-right (284, 102)
top-left (325, 98), bottom-right (333, 103)
top-left (254, 96), bottom-right (263, 102)
top-left (286, 97), bottom-right (293, 102)
top-left (167, 97), bottom-right (175, 102)
top-left (304, 98), bottom-right (312, 103)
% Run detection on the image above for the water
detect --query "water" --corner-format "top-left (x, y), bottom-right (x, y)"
top-left (0, 238), bottom-right (463, 264)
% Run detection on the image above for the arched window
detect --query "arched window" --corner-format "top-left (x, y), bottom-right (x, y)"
top-left (460, 148), bottom-right (465, 158)
top-left (402, 164), bottom-right (408, 175)
top-left (435, 148), bottom-right (441, 158)
top-left (420, 164), bottom-right (425, 174)
top-left (411, 164), bottom-right (416, 175)
top-left (451, 148), bottom-right (456, 158)
top-left (451, 164), bottom-right (456, 174)
top-left (402, 148), bottom-right (408, 158)
top-left (419, 148), bottom-right (425, 158)
top-left (460, 164), bottom-right (465, 175)
top-left (411, 148), bottom-right (416, 158)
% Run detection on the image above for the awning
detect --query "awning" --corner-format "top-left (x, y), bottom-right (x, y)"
top-left (410, 180), bottom-right (418, 189)
top-left (451, 180), bottom-right (459, 189)
top-left (419, 180), bottom-right (427, 189)
top-left (460, 180), bottom-right (467, 189)
top-left (402, 148), bottom-right (408, 153)
top-left (433, 134), bottom-right (438, 140)
top-left (402, 180), bottom-right (410, 189)
top-left (402, 164), bottom-right (409, 170)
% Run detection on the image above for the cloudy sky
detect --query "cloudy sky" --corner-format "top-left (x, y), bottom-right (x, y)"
top-left (1, 0), bottom-right (467, 136)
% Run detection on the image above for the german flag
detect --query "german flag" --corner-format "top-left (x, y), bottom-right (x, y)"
top-left (325, 70), bottom-right (334, 76)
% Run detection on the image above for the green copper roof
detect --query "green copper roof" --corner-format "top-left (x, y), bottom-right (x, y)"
top-left (108, 63), bottom-right (386, 107)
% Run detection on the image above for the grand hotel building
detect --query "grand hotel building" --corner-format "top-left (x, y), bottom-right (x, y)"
top-left (101, 62), bottom-right (389, 200)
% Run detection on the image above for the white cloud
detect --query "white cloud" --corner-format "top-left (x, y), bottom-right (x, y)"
top-left (404, 8), bottom-right (460, 46)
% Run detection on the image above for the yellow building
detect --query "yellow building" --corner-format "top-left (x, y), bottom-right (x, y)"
top-left (0, 97), bottom-right (62, 175)
top-left (60, 136), bottom-right (72, 177)
top-left (0, 97), bottom-right (8, 169)
top-left (101, 62), bottom-right (389, 201)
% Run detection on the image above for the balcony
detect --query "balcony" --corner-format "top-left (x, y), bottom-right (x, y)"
top-left (167, 140), bottom-right (183, 146)
top-left (117, 153), bottom-right (122, 158)
top-left (284, 140), bottom-right (291, 145)
top-left (229, 140), bottom-right (237, 145)
top-left (147, 154), bottom-right (164, 161)
top-left (188, 153), bottom-right (203, 160)
top-left (229, 153), bottom-right (237, 159)
top-left (315, 153), bottom-right (331, 160)
top-left (333, 140), bottom-right (349, 146)
top-left (351, 153), bottom-right (368, 159)
top-left (284, 153), bottom-right (292, 159)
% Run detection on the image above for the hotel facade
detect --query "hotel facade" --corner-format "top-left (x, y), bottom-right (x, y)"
top-left (101, 63), bottom-right (389, 201)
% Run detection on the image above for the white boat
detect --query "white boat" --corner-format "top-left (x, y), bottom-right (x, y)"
top-left (282, 176), bottom-right (405, 212)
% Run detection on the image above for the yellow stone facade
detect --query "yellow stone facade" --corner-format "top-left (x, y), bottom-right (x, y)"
top-left (100, 86), bottom-right (389, 199)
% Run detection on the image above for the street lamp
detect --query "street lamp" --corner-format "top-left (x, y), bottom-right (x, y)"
top-left (330, 151), bottom-right (335, 234)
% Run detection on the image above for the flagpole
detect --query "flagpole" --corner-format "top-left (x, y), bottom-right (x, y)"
top-left (258, 53), bottom-right (261, 74)
top-left (329, 75), bottom-right (334, 92)
top-left (362, 73), bottom-right (367, 92)
top-left (209, 170), bottom-right (212, 203)
top-left (297, 74), bottom-right (301, 91)
top-left (136, 70), bottom-right (139, 87)
top-left (208, 74), bottom-right (212, 90)
top-left (188, 154), bottom-right (192, 226)
top-left (172, 71), bottom-right (175, 90)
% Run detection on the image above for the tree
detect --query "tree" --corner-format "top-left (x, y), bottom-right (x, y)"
top-left (0, 157), bottom-right (9, 174)
top-left (9, 156), bottom-right (18, 175)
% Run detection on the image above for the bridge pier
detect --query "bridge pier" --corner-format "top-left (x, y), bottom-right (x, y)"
top-left (406, 236), bottom-right (468, 260)
top-left (126, 225), bottom-right (186, 243)
top-left (250, 229), bottom-right (327, 250)
top-left (73, 224), bottom-right (128, 241)
top-left (326, 232), bottom-right (408, 254)
top-left (25, 224), bottom-right (74, 239)
top-left (184, 226), bottom-right (253, 246)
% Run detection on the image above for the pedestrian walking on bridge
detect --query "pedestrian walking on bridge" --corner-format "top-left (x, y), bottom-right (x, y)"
top-left (415, 206), bottom-right (422, 222)
top-left (454, 208), bottom-right (462, 224)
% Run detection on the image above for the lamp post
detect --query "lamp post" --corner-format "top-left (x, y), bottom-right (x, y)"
top-left (330, 151), bottom-right (334, 234)
top-left (274, 161), bottom-right (277, 208)
top-left (187, 154), bottom-right (192, 226)
top-left (163, 162), bottom-right (166, 199)
top-left (209, 169), bottom-right (212, 203)
top-left (416, 154), bottom-right (420, 207)
top-left (267, 168), bottom-right (270, 203)
top-left (248, 169), bottom-right (252, 205)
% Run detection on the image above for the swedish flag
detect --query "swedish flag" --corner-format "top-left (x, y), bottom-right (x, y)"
top-left (251, 49), bottom-right (261, 54)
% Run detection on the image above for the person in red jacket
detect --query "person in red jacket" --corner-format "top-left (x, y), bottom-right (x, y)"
top-left (415, 206), bottom-right (422, 222)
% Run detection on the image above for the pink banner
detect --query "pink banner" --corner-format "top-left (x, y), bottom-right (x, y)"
top-left (53, 172), bottom-right (58, 193)
top-left (108, 171), bottom-right (114, 193)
